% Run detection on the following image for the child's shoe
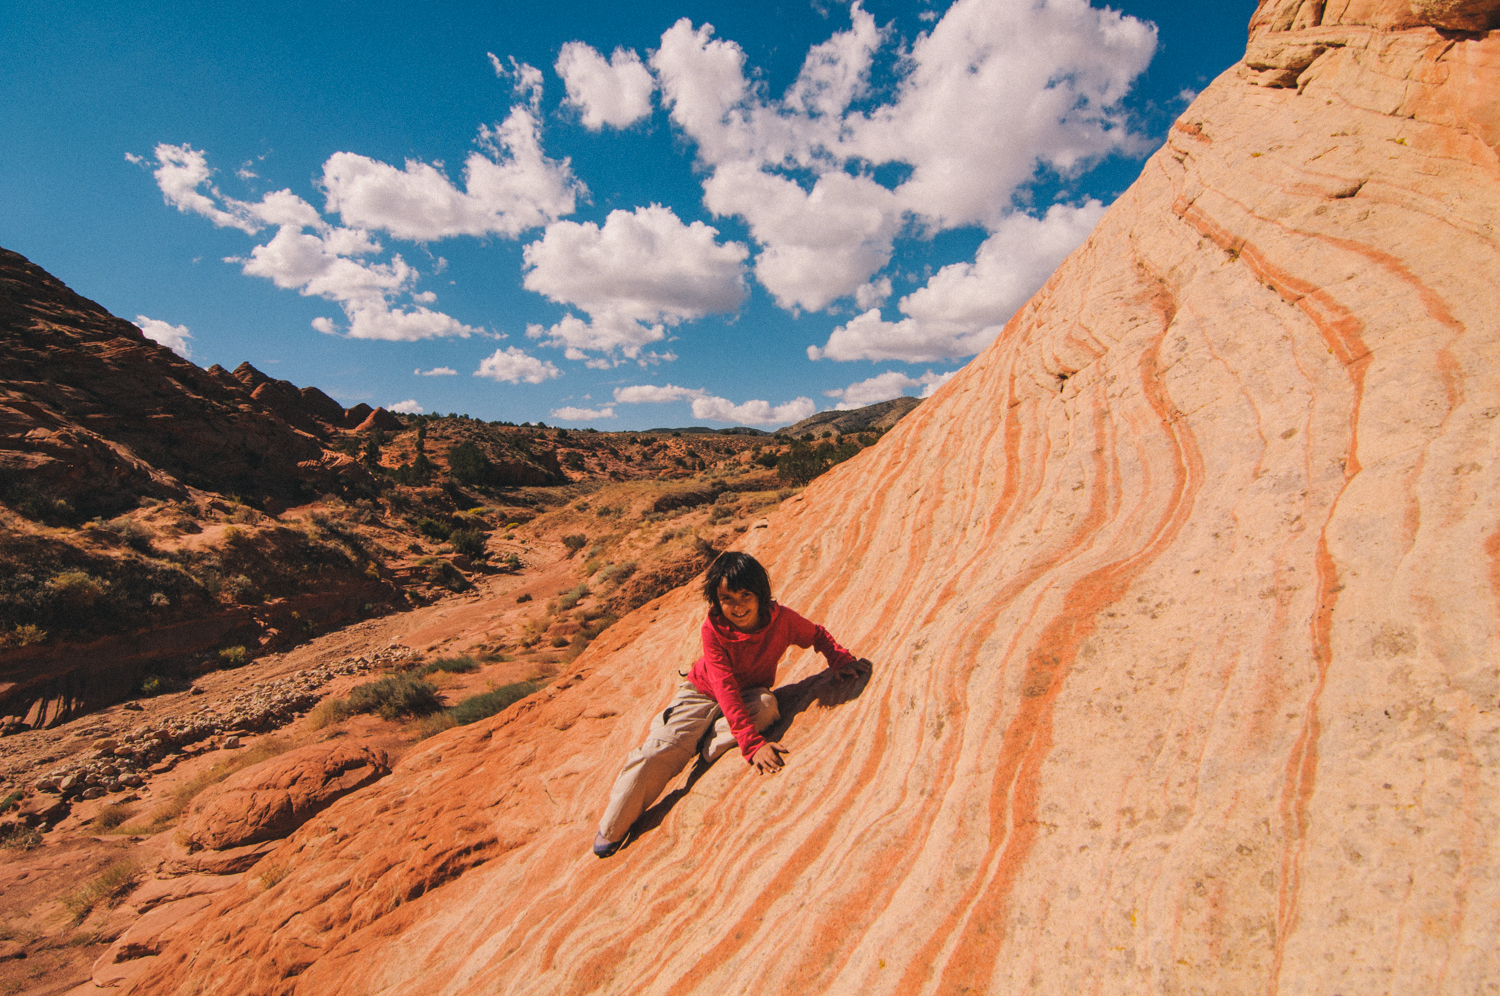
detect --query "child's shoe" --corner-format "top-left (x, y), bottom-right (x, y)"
top-left (593, 832), bottom-right (622, 858)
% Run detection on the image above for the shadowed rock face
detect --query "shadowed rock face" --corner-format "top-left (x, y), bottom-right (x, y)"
top-left (129, 5), bottom-right (1499, 995)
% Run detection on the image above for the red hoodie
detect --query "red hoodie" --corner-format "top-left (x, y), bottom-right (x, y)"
top-left (687, 602), bottom-right (856, 761)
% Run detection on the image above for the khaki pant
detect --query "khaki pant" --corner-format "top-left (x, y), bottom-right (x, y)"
top-left (598, 681), bottom-right (779, 842)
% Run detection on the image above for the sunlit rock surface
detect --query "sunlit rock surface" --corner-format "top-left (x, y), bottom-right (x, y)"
top-left (130, 3), bottom-right (1498, 994)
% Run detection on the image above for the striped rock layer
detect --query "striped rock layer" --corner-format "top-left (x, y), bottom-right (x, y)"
top-left (131, 4), bottom-right (1499, 995)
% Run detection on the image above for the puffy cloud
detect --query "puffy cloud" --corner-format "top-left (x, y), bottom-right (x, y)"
top-left (389, 399), bottom-right (424, 414)
top-left (612, 383), bottom-right (707, 404)
top-left (824, 369), bottom-right (953, 408)
top-left (556, 43), bottom-right (655, 130)
top-left (522, 205), bottom-right (747, 359)
top-left (828, 367), bottom-right (954, 408)
top-left (919, 370), bottom-right (957, 397)
top-left (474, 346), bottom-right (562, 384)
top-left (809, 200), bottom-right (1106, 361)
top-left (415, 366), bottom-right (458, 376)
top-left (233, 224), bottom-right (478, 341)
top-left (550, 405), bottom-right (616, 421)
top-left (847, 0), bottom-right (1155, 230)
top-left (320, 109), bottom-right (580, 242)
top-left (650, 0), bottom-right (1154, 318)
top-left (691, 394), bottom-right (815, 426)
top-left (612, 382), bottom-right (811, 426)
top-left (150, 143), bottom-right (261, 233)
top-left (701, 165), bottom-right (901, 312)
top-left (150, 144), bottom-right (477, 342)
top-left (134, 315), bottom-right (193, 359)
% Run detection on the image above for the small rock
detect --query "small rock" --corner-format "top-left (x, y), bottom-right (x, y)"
top-left (123, 702), bottom-right (143, 711)
top-left (81, 786), bottom-right (106, 800)
top-left (223, 736), bottom-right (241, 749)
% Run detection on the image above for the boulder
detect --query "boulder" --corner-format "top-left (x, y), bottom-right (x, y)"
top-left (177, 743), bottom-right (390, 851)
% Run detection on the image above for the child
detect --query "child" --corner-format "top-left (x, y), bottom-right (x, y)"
top-left (593, 551), bottom-right (871, 857)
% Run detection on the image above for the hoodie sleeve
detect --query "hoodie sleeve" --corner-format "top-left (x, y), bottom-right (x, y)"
top-left (697, 619), bottom-right (769, 761)
top-left (781, 606), bottom-right (857, 671)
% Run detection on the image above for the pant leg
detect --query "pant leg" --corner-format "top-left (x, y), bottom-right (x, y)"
top-left (598, 682), bottom-right (721, 841)
top-left (700, 688), bottom-right (780, 764)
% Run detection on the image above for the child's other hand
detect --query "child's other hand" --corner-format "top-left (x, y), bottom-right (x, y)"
top-left (836, 657), bottom-right (873, 680)
top-left (751, 742), bottom-right (788, 774)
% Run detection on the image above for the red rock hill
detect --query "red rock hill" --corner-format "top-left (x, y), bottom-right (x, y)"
top-left (127, 3), bottom-right (1499, 994)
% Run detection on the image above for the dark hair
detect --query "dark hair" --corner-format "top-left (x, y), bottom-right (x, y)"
top-left (703, 551), bottom-right (772, 626)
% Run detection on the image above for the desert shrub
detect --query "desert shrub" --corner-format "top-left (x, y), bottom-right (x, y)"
top-left (138, 674), bottom-right (166, 697)
top-left (219, 645), bottom-right (249, 667)
top-left (6, 624), bottom-right (47, 647)
top-left (306, 698), bottom-right (353, 729)
top-left (557, 584), bottom-right (589, 611)
top-left (49, 570), bottom-right (106, 608)
top-left (421, 655), bottom-right (478, 676)
top-left (107, 517), bottom-right (155, 552)
top-left (582, 558), bottom-right (602, 576)
top-left (0, 825), bottom-right (42, 850)
top-left (92, 802), bottom-right (137, 831)
top-left (563, 452), bottom-right (585, 470)
top-left (0, 789), bottom-right (22, 814)
top-left (63, 860), bottom-right (141, 924)
top-left (579, 614), bottom-right (619, 642)
top-left (447, 441), bottom-right (491, 485)
top-left (424, 559), bottom-right (469, 592)
top-left (449, 529), bottom-right (488, 561)
top-left (224, 574), bottom-right (258, 604)
top-left (416, 517), bottom-right (452, 541)
top-left (447, 681), bottom-right (541, 727)
top-left (515, 591), bottom-right (532, 603)
top-left (345, 674), bottom-right (442, 719)
top-left (561, 534), bottom-right (587, 556)
top-left (550, 635), bottom-right (570, 648)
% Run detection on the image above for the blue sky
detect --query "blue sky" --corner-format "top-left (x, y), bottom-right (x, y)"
top-left (1, 0), bottom-right (1251, 429)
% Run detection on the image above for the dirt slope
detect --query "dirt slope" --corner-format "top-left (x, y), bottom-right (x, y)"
top-left (124, 4), bottom-right (1499, 994)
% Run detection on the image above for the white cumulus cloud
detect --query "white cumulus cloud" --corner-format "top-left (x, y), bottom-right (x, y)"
top-left (550, 405), bottom-right (616, 421)
top-left (691, 395), bottom-right (815, 426)
top-left (416, 366), bottom-right (458, 376)
top-left (134, 315), bottom-right (194, 359)
top-left (148, 143), bottom-right (478, 343)
top-left (475, 346), bottom-right (562, 384)
top-left (612, 383), bottom-right (708, 404)
top-left (389, 399), bottom-right (425, 414)
top-left (647, 0), bottom-right (1154, 344)
top-left (809, 200), bottom-right (1107, 362)
top-left (523, 205), bottom-right (747, 360)
top-left (319, 115), bottom-right (579, 242)
top-left (556, 42), bottom-right (655, 130)
top-left (823, 368), bottom-right (955, 408)
top-left (612, 382), bottom-right (812, 426)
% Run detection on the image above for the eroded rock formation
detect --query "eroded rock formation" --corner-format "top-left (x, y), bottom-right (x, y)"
top-left (126, 3), bottom-right (1498, 994)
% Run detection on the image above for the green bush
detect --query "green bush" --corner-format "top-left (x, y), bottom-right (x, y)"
top-left (219, 645), bottom-right (249, 667)
top-left (449, 528), bottom-right (488, 561)
top-left (420, 655), bottom-right (478, 676)
top-left (49, 570), bottom-right (105, 608)
top-left (515, 592), bottom-right (532, 603)
top-left (561, 534), bottom-right (587, 556)
top-left (345, 674), bottom-right (442, 719)
top-left (557, 584), bottom-right (589, 611)
top-left (416, 517), bottom-right (452, 541)
top-left (550, 635), bottom-right (570, 648)
top-left (447, 441), bottom-right (491, 485)
top-left (447, 681), bottom-right (540, 726)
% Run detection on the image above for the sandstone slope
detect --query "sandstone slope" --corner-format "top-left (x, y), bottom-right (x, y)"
top-left (127, 4), bottom-right (1500, 994)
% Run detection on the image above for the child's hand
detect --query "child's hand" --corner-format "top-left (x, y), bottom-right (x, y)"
top-left (836, 657), bottom-right (873, 680)
top-left (751, 742), bottom-right (788, 774)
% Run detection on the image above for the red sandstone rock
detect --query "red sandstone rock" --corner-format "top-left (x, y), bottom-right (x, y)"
top-left (177, 743), bottom-right (390, 851)
top-left (126, 4), bottom-right (1499, 995)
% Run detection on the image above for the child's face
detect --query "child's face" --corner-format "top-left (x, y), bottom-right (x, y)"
top-left (717, 580), bottom-right (761, 633)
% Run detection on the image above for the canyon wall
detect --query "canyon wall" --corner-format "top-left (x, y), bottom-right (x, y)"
top-left (130, 3), bottom-right (1499, 994)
